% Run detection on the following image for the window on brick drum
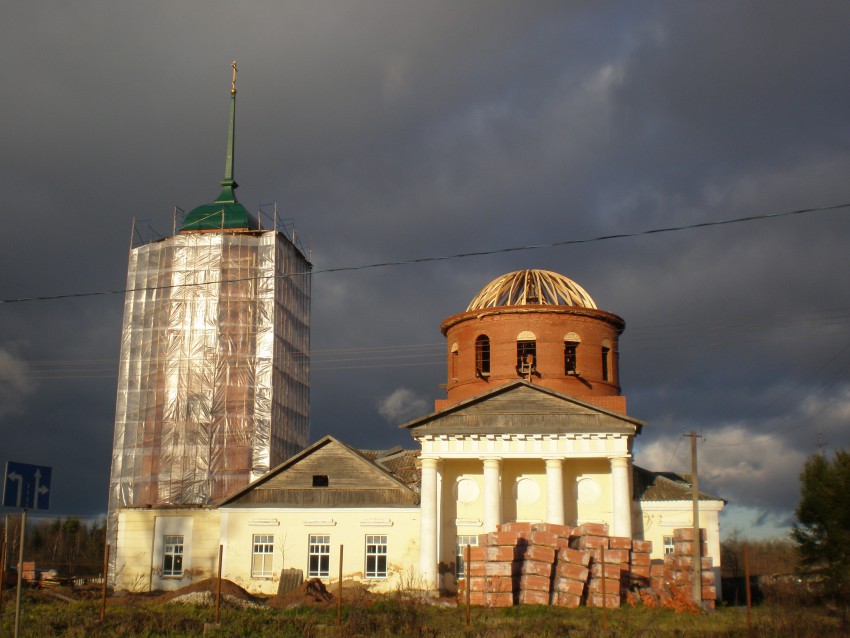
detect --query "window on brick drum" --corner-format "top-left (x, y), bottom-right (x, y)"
top-left (663, 535), bottom-right (675, 555)
top-left (252, 534), bottom-right (274, 578)
top-left (451, 343), bottom-right (459, 382)
top-left (455, 535), bottom-right (479, 578)
top-left (162, 535), bottom-right (184, 577)
top-left (517, 340), bottom-right (536, 376)
top-left (475, 335), bottom-right (490, 377)
top-left (564, 341), bottom-right (578, 375)
top-left (308, 535), bottom-right (331, 578)
top-left (365, 535), bottom-right (388, 579)
top-left (312, 474), bottom-right (329, 487)
top-left (601, 344), bottom-right (611, 381)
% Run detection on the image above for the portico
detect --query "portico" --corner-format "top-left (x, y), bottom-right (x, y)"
top-left (404, 381), bottom-right (642, 592)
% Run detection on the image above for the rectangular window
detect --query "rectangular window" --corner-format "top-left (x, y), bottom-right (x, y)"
top-left (663, 535), bottom-right (675, 555)
top-left (564, 342), bottom-right (578, 375)
top-left (252, 534), bottom-right (274, 578)
top-left (308, 534), bottom-right (331, 578)
top-left (517, 340), bottom-right (536, 376)
top-left (601, 346), bottom-right (610, 381)
top-left (475, 336), bottom-right (490, 376)
top-left (365, 535), bottom-right (388, 579)
top-left (312, 474), bottom-right (329, 487)
top-left (162, 535), bottom-right (184, 577)
top-left (456, 535), bottom-right (479, 578)
top-left (451, 349), bottom-right (459, 381)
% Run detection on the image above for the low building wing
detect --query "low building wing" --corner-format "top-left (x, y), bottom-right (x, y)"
top-left (217, 436), bottom-right (419, 507)
top-left (633, 465), bottom-right (725, 502)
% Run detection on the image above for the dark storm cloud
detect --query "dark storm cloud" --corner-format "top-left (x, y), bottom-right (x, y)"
top-left (1, 2), bottom-right (849, 536)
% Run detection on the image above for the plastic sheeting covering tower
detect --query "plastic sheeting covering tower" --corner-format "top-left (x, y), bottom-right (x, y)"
top-left (108, 230), bottom-right (310, 508)
top-left (106, 64), bottom-right (311, 577)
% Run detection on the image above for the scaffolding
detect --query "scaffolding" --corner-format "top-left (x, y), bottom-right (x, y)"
top-left (106, 227), bottom-right (311, 578)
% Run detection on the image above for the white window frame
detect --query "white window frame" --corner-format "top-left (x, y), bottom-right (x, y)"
top-left (162, 535), bottom-right (184, 577)
top-left (663, 535), bottom-right (675, 555)
top-left (365, 535), bottom-right (388, 579)
top-left (456, 535), bottom-right (479, 578)
top-left (252, 534), bottom-right (275, 578)
top-left (308, 534), bottom-right (331, 578)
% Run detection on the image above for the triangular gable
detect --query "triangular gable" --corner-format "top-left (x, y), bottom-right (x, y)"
top-left (217, 436), bottom-right (418, 508)
top-left (633, 465), bottom-right (725, 502)
top-left (401, 381), bottom-right (643, 436)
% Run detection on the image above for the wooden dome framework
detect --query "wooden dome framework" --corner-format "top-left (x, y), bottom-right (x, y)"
top-left (466, 270), bottom-right (597, 311)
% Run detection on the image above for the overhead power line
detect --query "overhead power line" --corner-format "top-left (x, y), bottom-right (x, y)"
top-left (1, 201), bottom-right (848, 305)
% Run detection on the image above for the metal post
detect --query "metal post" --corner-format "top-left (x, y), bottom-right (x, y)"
top-left (600, 545), bottom-right (607, 630)
top-left (337, 545), bottom-right (344, 626)
top-left (14, 509), bottom-right (27, 638)
top-left (465, 544), bottom-right (471, 627)
top-left (215, 545), bottom-right (223, 623)
top-left (1, 514), bottom-right (7, 617)
top-left (128, 217), bottom-right (136, 250)
top-left (690, 431), bottom-right (703, 606)
top-left (100, 544), bottom-right (110, 621)
top-left (744, 542), bottom-right (752, 632)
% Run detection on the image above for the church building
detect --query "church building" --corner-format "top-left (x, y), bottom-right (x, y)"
top-left (112, 268), bottom-right (723, 595)
top-left (109, 69), bottom-right (723, 598)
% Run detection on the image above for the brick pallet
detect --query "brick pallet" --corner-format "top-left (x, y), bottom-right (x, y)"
top-left (459, 524), bottom-right (714, 612)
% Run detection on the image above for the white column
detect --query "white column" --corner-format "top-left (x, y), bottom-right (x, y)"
top-left (610, 456), bottom-right (632, 538)
top-left (482, 457), bottom-right (502, 532)
top-left (419, 457), bottom-right (441, 591)
top-left (544, 457), bottom-right (565, 525)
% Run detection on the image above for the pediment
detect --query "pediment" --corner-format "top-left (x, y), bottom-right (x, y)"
top-left (218, 436), bottom-right (418, 507)
top-left (402, 381), bottom-right (642, 436)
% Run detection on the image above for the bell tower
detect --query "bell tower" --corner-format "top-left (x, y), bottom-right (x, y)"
top-left (438, 269), bottom-right (626, 413)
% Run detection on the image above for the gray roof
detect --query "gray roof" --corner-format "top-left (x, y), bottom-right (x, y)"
top-left (401, 380), bottom-right (644, 436)
top-left (632, 465), bottom-right (725, 502)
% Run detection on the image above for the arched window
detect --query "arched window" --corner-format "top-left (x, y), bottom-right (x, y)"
top-left (475, 335), bottom-right (490, 377)
top-left (450, 342), bottom-right (459, 382)
top-left (564, 332), bottom-right (581, 375)
top-left (516, 331), bottom-right (536, 377)
top-left (601, 339), bottom-right (611, 382)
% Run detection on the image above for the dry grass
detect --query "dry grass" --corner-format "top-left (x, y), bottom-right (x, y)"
top-left (0, 588), bottom-right (848, 637)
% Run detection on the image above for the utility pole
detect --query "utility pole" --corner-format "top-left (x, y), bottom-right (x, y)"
top-left (688, 431), bottom-right (703, 607)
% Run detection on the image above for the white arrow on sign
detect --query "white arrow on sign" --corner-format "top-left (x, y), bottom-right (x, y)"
top-left (8, 471), bottom-right (23, 508)
top-left (34, 468), bottom-right (49, 511)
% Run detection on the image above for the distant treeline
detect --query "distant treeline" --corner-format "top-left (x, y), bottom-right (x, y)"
top-left (721, 534), bottom-right (799, 578)
top-left (2, 516), bottom-right (106, 576)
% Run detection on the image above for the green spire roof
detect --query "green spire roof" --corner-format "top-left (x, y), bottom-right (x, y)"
top-left (181, 61), bottom-right (258, 232)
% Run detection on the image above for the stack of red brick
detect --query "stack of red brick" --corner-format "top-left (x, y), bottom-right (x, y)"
top-left (21, 561), bottom-right (38, 583)
top-left (458, 523), bottom-right (523, 607)
top-left (552, 535), bottom-right (590, 608)
top-left (648, 528), bottom-right (717, 610)
top-left (458, 523), bottom-right (715, 611)
top-left (580, 524), bottom-right (632, 608)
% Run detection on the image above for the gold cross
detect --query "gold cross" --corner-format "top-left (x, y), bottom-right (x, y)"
top-left (231, 60), bottom-right (238, 94)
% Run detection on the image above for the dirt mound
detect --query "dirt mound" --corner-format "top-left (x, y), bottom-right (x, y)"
top-left (266, 578), bottom-right (335, 609)
top-left (156, 577), bottom-right (261, 605)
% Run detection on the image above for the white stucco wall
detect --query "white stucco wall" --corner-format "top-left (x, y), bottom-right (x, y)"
top-left (116, 506), bottom-right (420, 595)
top-left (635, 499), bottom-right (725, 598)
top-left (115, 508), bottom-right (221, 592)
top-left (219, 507), bottom-right (421, 595)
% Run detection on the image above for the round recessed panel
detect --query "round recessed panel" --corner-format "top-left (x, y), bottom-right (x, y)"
top-left (576, 478), bottom-right (601, 505)
top-left (455, 478), bottom-right (480, 504)
top-left (515, 478), bottom-right (541, 505)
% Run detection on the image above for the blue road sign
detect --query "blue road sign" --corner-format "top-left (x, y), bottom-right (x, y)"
top-left (3, 461), bottom-right (52, 510)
